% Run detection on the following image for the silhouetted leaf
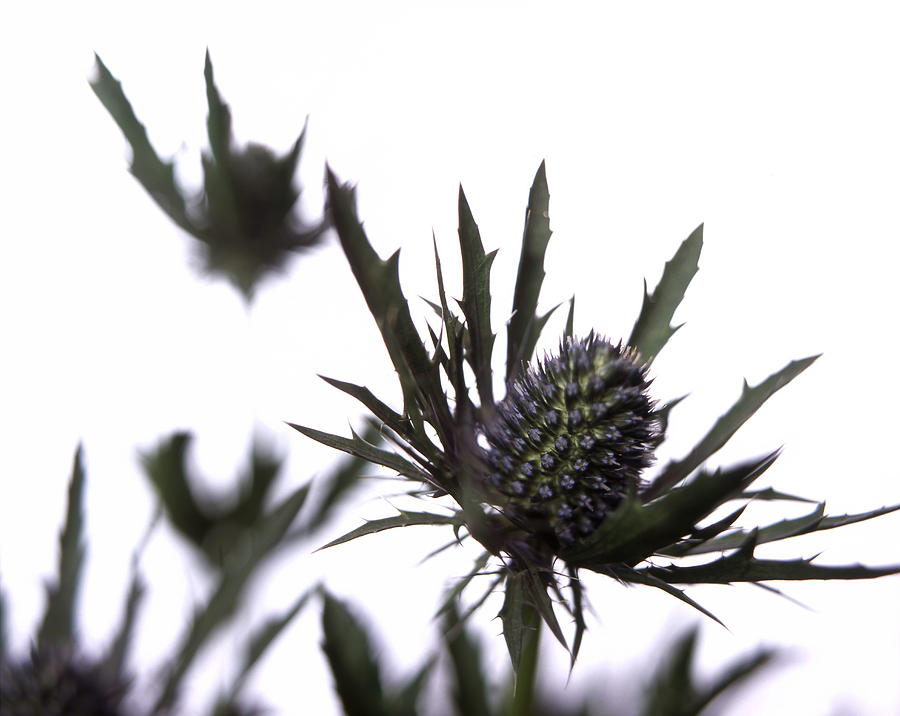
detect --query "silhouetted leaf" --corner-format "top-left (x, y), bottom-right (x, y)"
top-left (299, 423), bottom-right (383, 535)
top-left (318, 510), bottom-right (463, 551)
top-left (443, 602), bottom-right (492, 716)
top-left (507, 161), bottom-right (553, 382)
top-left (387, 658), bottom-right (435, 716)
top-left (319, 376), bottom-right (410, 438)
top-left (436, 552), bottom-right (492, 618)
top-left (101, 561), bottom-right (146, 683)
top-left (90, 55), bottom-right (193, 232)
top-left (646, 531), bottom-right (900, 584)
top-left (288, 423), bottom-right (431, 482)
top-left (228, 589), bottom-right (313, 700)
top-left (37, 446), bottom-right (87, 648)
top-left (568, 565), bottom-right (586, 670)
top-left (639, 627), bottom-right (698, 716)
top-left (628, 224), bottom-right (702, 363)
top-left (645, 356), bottom-right (818, 499)
top-left (739, 487), bottom-right (817, 503)
top-left (433, 237), bottom-right (471, 416)
top-left (321, 591), bottom-right (387, 716)
top-left (564, 295), bottom-right (575, 340)
top-left (565, 452), bottom-right (779, 567)
top-left (141, 433), bottom-right (212, 548)
top-left (457, 186), bottom-right (497, 408)
top-left (153, 484), bottom-right (310, 713)
top-left (609, 566), bottom-right (724, 627)
top-left (692, 645), bottom-right (777, 714)
top-left (326, 169), bottom-right (453, 443)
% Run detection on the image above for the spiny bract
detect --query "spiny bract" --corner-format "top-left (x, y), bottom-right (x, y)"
top-left (483, 333), bottom-right (658, 548)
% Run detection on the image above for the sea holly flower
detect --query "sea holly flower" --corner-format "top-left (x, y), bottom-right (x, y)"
top-left (90, 53), bottom-right (326, 301)
top-left (291, 162), bottom-right (900, 675)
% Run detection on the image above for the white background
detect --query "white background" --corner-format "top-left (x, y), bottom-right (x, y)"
top-left (2, 2), bottom-right (900, 714)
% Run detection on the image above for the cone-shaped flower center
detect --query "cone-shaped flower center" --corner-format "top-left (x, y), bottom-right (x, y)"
top-left (483, 334), bottom-right (658, 547)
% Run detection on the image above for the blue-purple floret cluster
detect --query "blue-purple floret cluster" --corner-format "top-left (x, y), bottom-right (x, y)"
top-left (482, 333), bottom-right (659, 547)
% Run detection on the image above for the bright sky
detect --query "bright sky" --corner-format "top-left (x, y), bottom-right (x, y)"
top-left (2, 2), bottom-right (900, 714)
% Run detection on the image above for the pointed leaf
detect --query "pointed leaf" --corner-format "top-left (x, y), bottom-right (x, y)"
top-left (318, 510), bottom-right (463, 551)
top-left (299, 423), bottom-right (382, 535)
top-left (203, 51), bottom-right (233, 165)
top-left (140, 432), bottom-right (213, 548)
top-left (628, 224), bottom-right (703, 362)
top-left (692, 646), bottom-right (778, 714)
top-left (321, 591), bottom-right (387, 716)
top-left (500, 572), bottom-right (541, 711)
top-left (507, 161), bottom-right (553, 382)
top-left (670, 502), bottom-right (826, 556)
top-left (645, 355), bottom-right (819, 500)
top-left (318, 376), bottom-right (411, 439)
top-left (817, 502), bottom-right (900, 530)
top-left (436, 551), bottom-right (492, 617)
top-left (565, 452), bottom-right (779, 567)
top-left (567, 566), bottom-right (586, 671)
top-left (639, 628), bottom-right (699, 716)
top-left (647, 542), bottom-right (900, 584)
top-left (90, 55), bottom-right (193, 232)
top-left (609, 565), bottom-right (725, 627)
top-left (101, 561), bottom-right (146, 682)
top-left (153, 483), bottom-right (310, 712)
top-left (499, 572), bottom-right (528, 674)
top-left (388, 658), bottom-right (435, 716)
top-left (739, 487), bottom-right (818, 503)
top-left (326, 169), bottom-right (453, 443)
top-left (229, 589), bottom-right (313, 699)
top-left (433, 237), bottom-right (470, 411)
top-left (521, 567), bottom-right (567, 652)
top-left (564, 295), bottom-right (575, 340)
top-left (38, 445), bottom-right (87, 648)
top-left (653, 394), bottom-right (687, 447)
top-left (288, 423), bottom-right (431, 482)
top-left (442, 601), bottom-right (492, 716)
top-left (227, 440), bottom-right (283, 527)
top-left (508, 303), bottom-right (563, 383)
top-left (457, 186), bottom-right (497, 407)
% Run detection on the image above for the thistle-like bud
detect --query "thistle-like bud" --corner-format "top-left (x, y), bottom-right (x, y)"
top-left (482, 333), bottom-right (658, 549)
top-left (0, 646), bottom-right (128, 716)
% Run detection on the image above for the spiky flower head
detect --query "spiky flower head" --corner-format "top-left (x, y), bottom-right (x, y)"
top-left (484, 334), bottom-right (658, 549)
top-left (0, 647), bottom-right (128, 716)
top-left (301, 162), bottom-right (900, 674)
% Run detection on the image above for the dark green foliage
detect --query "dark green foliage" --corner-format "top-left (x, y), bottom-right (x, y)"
top-left (222, 589), bottom-right (314, 704)
top-left (628, 224), bottom-right (702, 364)
top-left (320, 590), bottom-right (432, 716)
top-left (140, 432), bottom-right (284, 568)
top-left (457, 186), bottom-right (498, 408)
top-left (321, 591), bottom-right (387, 716)
top-left (443, 603), bottom-right (492, 716)
top-left (100, 559), bottom-right (146, 685)
top-left (304, 161), bottom-right (900, 677)
top-left (318, 510), bottom-right (464, 551)
top-left (639, 627), bottom-right (777, 716)
top-left (643, 356), bottom-right (820, 500)
top-left (90, 52), bottom-right (325, 300)
top-left (37, 446), bottom-right (87, 649)
top-left (507, 162), bottom-right (553, 384)
top-left (152, 482), bottom-right (310, 712)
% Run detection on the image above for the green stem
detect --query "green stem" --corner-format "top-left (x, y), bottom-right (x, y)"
top-left (511, 604), bottom-right (541, 716)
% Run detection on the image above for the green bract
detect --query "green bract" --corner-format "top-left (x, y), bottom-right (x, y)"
top-left (292, 162), bottom-right (900, 675)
